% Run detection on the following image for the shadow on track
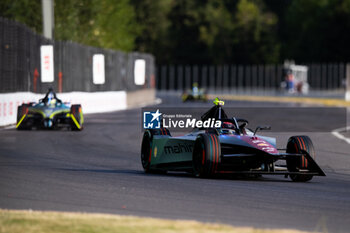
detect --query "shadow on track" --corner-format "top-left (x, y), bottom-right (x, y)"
top-left (60, 167), bottom-right (307, 183)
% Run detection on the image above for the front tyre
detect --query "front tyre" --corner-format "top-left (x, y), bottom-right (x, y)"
top-left (192, 133), bottom-right (221, 178)
top-left (286, 136), bottom-right (315, 182)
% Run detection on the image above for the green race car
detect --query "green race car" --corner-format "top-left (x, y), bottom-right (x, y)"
top-left (182, 83), bottom-right (208, 102)
top-left (16, 89), bottom-right (83, 130)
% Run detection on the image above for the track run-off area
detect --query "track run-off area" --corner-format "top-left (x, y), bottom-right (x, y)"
top-left (0, 96), bottom-right (350, 233)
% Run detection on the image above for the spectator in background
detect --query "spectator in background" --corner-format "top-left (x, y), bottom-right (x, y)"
top-left (285, 69), bottom-right (295, 93)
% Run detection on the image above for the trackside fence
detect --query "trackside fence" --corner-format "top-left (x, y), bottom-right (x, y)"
top-left (156, 64), bottom-right (348, 95)
top-left (0, 17), bottom-right (155, 93)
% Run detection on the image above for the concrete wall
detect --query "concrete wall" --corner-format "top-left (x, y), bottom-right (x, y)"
top-left (126, 88), bottom-right (156, 108)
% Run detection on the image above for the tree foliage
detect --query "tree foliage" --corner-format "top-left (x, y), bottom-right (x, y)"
top-left (285, 0), bottom-right (350, 62)
top-left (231, 0), bottom-right (279, 64)
top-left (1, 0), bottom-right (350, 64)
top-left (55, 0), bottom-right (139, 51)
top-left (0, 0), bottom-right (42, 33)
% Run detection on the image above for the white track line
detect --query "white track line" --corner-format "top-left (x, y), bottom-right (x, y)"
top-left (332, 126), bottom-right (350, 145)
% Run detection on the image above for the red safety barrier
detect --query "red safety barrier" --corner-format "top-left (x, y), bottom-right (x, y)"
top-left (58, 71), bottom-right (63, 93)
top-left (150, 74), bottom-right (155, 88)
top-left (33, 68), bottom-right (39, 93)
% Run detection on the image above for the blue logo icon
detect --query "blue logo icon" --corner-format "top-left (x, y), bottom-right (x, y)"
top-left (143, 109), bottom-right (162, 129)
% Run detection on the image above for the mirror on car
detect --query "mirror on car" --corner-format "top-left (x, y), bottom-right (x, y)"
top-left (253, 125), bottom-right (271, 135)
top-left (239, 122), bottom-right (248, 129)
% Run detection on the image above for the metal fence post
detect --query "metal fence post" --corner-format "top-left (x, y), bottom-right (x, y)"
top-left (185, 65), bottom-right (191, 90)
top-left (161, 65), bottom-right (167, 90)
top-left (177, 65), bottom-right (183, 91)
top-left (230, 65), bottom-right (236, 94)
top-left (192, 65), bottom-right (198, 84)
top-left (321, 64), bottom-right (327, 90)
top-left (237, 65), bottom-right (244, 94)
top-left (346, 63), bottom-right (350, 101)
top-left (328, 63), bottom-right (333, 90)
top-left (315, 64), bottom-right (321, 90)
top-left (201, 66), bottom-right (208, 89)
top-left (216, 65), bottom-right (222, 94)
top-left (169, 65), bottom-right (175, 90)
top-left (340, 63), bottom-right (345, 90)
top-left (223, 65), bottom-right (229, 94)
top-left (209, 66), bottom-right (215, 94)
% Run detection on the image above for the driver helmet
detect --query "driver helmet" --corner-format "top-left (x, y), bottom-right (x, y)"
top-left (192, 82), bottom-right (199, 94)
top-left (222, 121), bottom-right (235, 129)
top-left (47, 92), bottom-right (56, 106)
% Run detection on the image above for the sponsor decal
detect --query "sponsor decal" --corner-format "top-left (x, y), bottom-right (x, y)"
top-left (164, 143), bottom-right (193, 154)
top-left (262, 147), bottom-right (276, 153)
top-left (252, 139), bottom-right (276, 153)
top-left (252, 139), bottom-right (266, 144)
top-left (154, 146), bottom-right (157, 157)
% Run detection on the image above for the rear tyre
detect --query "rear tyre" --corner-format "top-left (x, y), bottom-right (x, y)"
top-left (141, 130), bottom-right (152, 172)
top-left (286, 136), bottom-right (315, 182)
top-left (145, 128), bottom-right (171, 137)
top-left (70, 104), bottom-right (83, 131)
top-left (192, 133), bottom-right (221, 178)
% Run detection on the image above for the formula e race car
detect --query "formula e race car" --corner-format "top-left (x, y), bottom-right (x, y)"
top-left (182, 83), bottom-right (208, 102)
top-left (141, 98), bottom-right (325, 182)
top-left (16, 90), bottom-right (83, 130)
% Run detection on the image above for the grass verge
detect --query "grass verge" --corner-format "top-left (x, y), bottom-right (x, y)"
top-left (0, 209), bottom-right (314, 233)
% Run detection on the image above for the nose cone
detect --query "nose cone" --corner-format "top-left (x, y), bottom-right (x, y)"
top-left (44, 119), bottom-right (53, 128)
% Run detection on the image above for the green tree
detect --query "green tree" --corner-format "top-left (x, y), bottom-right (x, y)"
top-left (285, 0), bottom-right (350, 62)
top-left (232, 0), bottom-right (280, 64)
top-left (55, 0), bottom-right (139, 51)
top-left (160, 0), bottom-right (280, 64)
top-left (93, 0), bottom-right (139, 51)
top-left (0, 0), bottom-right (42, 33)
top-left (165, 0), bottom-right (210, 64)
top-left (131, 0), bottom-right (172, 55)
top-left (199, 0), bottom-right (235, 64)
top-left (54, 0), bottom-right (92, 42)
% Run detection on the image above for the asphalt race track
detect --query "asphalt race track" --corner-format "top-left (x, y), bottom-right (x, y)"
top-left (1, 97), bottom-right (350, 233)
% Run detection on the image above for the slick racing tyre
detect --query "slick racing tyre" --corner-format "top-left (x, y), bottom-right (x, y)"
top-left (141, 128), bottom-right (170, 173)
top-left (16, 104), bottom-right (30, 130)
top-left (141, 130), bottom-right (153, 173)
top-left (286, 136), bottom-right (315, 182)
top-left (153, 127), bottom-right (171, 136)
top-left (70, 104), bottom-right (83, 131)
top-left (192, 133), bottom-right (221, 178)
